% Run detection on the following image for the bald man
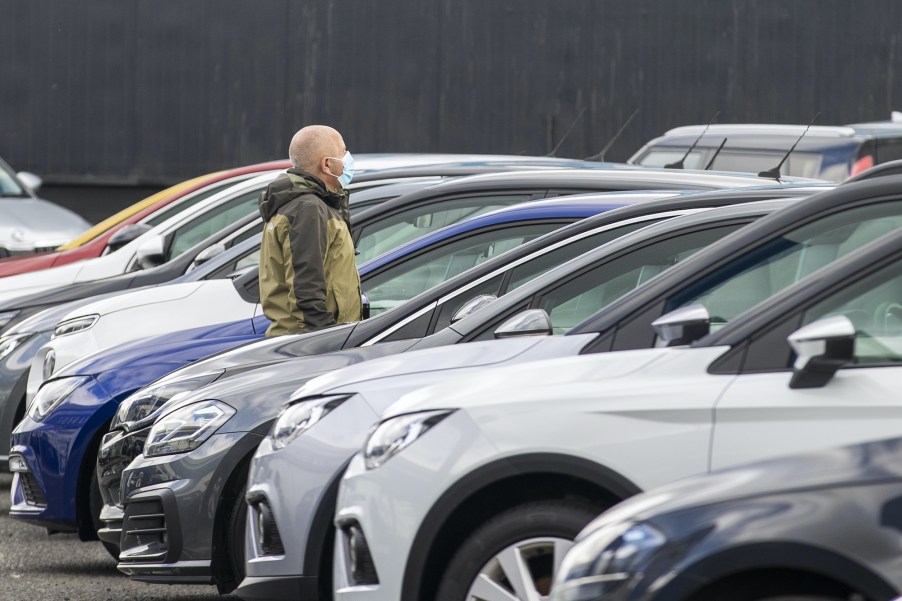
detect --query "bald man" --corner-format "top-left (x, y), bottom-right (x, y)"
top-left (258, 125), bottom-right (362, 336)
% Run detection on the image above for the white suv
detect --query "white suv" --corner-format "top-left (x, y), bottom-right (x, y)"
top-left (332, 227), bottom-right (902, 601)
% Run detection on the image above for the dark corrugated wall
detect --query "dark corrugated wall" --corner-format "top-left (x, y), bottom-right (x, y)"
top-left (2, 0), bottom-right (901, 185)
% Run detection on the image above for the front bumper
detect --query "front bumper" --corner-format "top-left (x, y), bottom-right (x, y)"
top-left (237, 396), bottom-right (379, 601)
top-left (96, 424), bottom-right (151, 546)
top-left (8, 376), bottom-right (112, 534)
top-left (117, 430), bottom-right (264, 584)
top-left (333, 410), bottom-right (493, 601)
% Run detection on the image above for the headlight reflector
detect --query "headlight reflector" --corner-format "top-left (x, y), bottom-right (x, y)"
top-left (364, 409), bottom-right (454, 470)
top-left (112, 370), bottom-right (225, 430)
top-left (144, 400), bottom-right (235, 457)
top-left (53, 314), bottom-right (99, 338)
top-left (0, 333), bottom-right (31, 361)
top-left (552, 522), bottom-right (666, 601)
top-left (271, 395), bottom-right (350, 450)
top-left (27, 376), bottom-right (90, 421)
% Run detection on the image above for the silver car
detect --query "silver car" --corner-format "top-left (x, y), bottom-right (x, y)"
top-left (0, 157), bottom-right (91, 256)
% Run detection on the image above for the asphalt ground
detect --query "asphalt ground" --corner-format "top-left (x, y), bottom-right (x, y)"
top-left (0, 473), bottom-right (226, 601)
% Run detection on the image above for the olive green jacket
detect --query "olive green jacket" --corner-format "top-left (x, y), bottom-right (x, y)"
top-left (258, 170), bottom-right (361, 336)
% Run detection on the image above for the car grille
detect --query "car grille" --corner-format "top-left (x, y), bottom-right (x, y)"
top-left (20, 473), bottom-right (47, 506)
top-left (120, 499), bottom-right (168, 561)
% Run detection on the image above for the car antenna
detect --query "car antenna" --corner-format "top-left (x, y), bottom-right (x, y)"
top-left (585, 108), bottom-right (640, 162)
top-left (758, 112), bottom-right (821, 181)
top-left (664, 110), bottom-right (720, 169)
top-left (546, 106), bottom-right (587, 157)
top-left (704, 138), bottom-right (728, 170)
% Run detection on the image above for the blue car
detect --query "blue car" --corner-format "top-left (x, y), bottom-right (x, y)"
top-left (7, 193), bottom-right (640, 546)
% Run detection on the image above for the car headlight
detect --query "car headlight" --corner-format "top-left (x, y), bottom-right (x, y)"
top-left (42, 349), bottom-right (56, 380)
top-left (143, 400), bottom-right (235, 457)
top-left (552, 522), bottom-right (667, 601)
top-left (53, 314), bottom-right (99, 338)
top-left (364, 409), bottom-right (454, 470)
top-left (0, 333), bottom-right (31, 361)
top-left (112, 370), bottom-right (225, 431)
top-left (27, 376), bottom-right (91, 421)
top-left (271, 395), bottom-right (351, 450)
top-left (0, 310), bottom-right (20, 329)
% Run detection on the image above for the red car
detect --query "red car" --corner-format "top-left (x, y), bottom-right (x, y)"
top-left (0, 160), bottom-right (290, 278)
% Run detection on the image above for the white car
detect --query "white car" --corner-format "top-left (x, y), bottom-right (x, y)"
top-left (331, 227), bottom-right (902, 601)
top-left (0, 170), bottom-right (282, 301)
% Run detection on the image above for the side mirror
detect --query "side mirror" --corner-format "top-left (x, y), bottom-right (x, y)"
top-left (135, 234), bottom-right (166, 270)
top-left (451, 294), bottom-right (497, 324)
top-left (107, 223), bottom-right (153, 253)
top-left (17, 171), bottom-right (42, 192)
top-left (652, 304), bottom-right (710, 347)
top-left (188, 243), bottom-right (226, 271)
top-left (493, 309), bottom-right (553, 339)
top-left (787, 315), bottom-right (855, 389)
top-left (361, 291), bottom-right (371, 320)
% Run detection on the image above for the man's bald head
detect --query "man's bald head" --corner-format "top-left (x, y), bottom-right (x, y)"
top-left (288, 125), bottom-right (345, 176)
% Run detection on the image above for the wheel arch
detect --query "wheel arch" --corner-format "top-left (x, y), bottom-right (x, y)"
top-left (663, 542), bottom-right (897, 601)
top-left (399, 452), bottom-right (642, 601)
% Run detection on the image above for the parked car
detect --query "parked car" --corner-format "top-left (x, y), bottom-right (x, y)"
top-left (629, 122), bottom-right (902, 182)
top-left (552, 436), bottom-right (902, 601)
top-left (7, 193), bottom-right (635, 550)
top-left (330, 225), bottom-right (902, 601)
top-left (107, 198), bottom-right (789, 595)
top-left (0, 161), bottom-right (290, 279)
top-left (0, 155), bottom-right (91, 257)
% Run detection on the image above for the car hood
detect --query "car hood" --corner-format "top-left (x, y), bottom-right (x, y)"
top-left (294, 334), bottom-right (587, 399)
top-left (58, 280), bottom-right (207, 320)
top-left (379, 343), bottom-right (687, 419)
top-left (0, 198), bottom-right (90, 247)
top-left (153, 338), bottom-right (422, 432)
top-left (6, 291), bottom-right (129, 335)
top-left (581, 436), bottom-right (902, 538)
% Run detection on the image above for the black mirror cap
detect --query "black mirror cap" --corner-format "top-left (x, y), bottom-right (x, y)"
top-left (493, 309), bottom-right (553, 339)
top-left (652, 303), bottom-right (711, 347)
top-left (361, 291), bottom-right (371, 320)
top-left (788, 316), bottom-right (856, 389)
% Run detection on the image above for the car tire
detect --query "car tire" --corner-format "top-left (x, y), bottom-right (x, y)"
top-left (88, 468), bottom-right (120, 560)
top-left (215, 481), bottom-right (248, 595)
top-left (435, 499), bottom-right (599, 601)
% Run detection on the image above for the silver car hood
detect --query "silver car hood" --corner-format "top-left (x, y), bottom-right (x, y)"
top-left (0, 198), bottom-right (90, 250)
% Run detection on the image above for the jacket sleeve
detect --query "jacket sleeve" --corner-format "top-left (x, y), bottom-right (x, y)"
top-left (285, 202), bottom-right (337, 330)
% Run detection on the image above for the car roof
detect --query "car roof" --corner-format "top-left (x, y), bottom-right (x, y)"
top-left (570, 174), bottom-right (902, 335)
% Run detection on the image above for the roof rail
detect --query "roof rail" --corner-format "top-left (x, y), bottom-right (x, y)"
top-left (663, 124), bottom-right (856, 138)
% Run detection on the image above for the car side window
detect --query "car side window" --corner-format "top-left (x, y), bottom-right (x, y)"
top-left (666, 200), bottom-right (902, 330)
top-left (537, 224), bottom-right (744, 334)
top-left (362, 223), bottom-right (559, 316)
top-left (167, 191), bottom-right (260, 260)
top-left (431, 274), bottom-right (506, 334)
top-left (505, 220), bottom-right (664, 292)
top-left (354, 194), bottom-right (533, 264)
top-left (143, 180), bottom-right (244, 227)
top-left (801, 260), bottom-right (902, 366)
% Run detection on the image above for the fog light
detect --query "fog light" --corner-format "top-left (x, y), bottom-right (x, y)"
top-left (343, 521), bottom-right (379, 585)
top-left (8, 455), bottom-right (28, 473)
top-left (255, 500), bottom-right (285, 555)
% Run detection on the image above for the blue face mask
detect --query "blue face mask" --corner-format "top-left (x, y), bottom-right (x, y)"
top-left (327, 151), bottom-right (355, 188)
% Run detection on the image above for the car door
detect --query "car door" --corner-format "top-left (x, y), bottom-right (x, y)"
top-left (711, 258), bottom-right (902, 471)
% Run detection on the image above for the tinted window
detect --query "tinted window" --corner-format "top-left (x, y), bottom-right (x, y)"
top-left (666, 201), bottom-right (902, 329)
top-left (167, 191), bottom-right (260, 259)
top-left (355, 194), bottom-right (533, 263)
top-left (363, 222), bottom-right (559, 316)
top-left (538, 224), bottom-right (743, 334)
top-left (144, 180), bottom-right (249, 227)
top-left (635, 149), bottom-right (706, 169)
top-left (709, 151), bottom-right (822, 179)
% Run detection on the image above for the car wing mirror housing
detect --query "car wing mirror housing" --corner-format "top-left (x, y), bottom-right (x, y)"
top-left (652, 303), bottom-right (710, 347)
top-left (188, 242), bottom-right (226, 271)
top-left (787, 315), bottom-right (855, 389)
top-left (17, 171), bottom-right (42, 192)
top-left (107, 223), bottom-right (153, 253)
top-left (135, 234), bottom-right (166, 270)
top-left (451, 294), bottom-right (497, 324)
top-left (493, 309), bottom-right (553, 339)
top-left (361, 291), bottom-right (371, 320)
